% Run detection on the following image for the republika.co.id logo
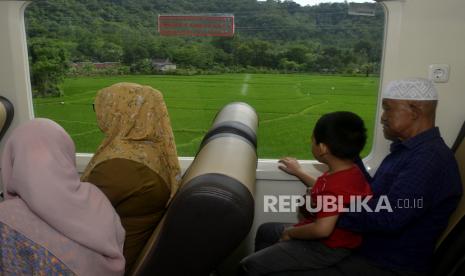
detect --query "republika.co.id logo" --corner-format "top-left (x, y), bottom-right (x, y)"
top-left (263, 195), bottom-right (424, 213)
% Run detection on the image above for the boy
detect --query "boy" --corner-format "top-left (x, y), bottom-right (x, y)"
top-left (240, 111), bottom-right (372, 275)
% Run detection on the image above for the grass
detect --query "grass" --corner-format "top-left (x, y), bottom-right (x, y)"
top-left (33, 74), bottom-right (379, 159)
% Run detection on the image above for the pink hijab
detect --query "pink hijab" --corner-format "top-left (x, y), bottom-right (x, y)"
top-left (0, 118), bottom-right (125, 275)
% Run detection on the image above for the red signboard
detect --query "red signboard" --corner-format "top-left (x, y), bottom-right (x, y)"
top-left (158, 14), bottom-right (235, 37)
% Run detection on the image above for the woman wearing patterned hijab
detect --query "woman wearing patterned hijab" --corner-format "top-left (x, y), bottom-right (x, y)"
top-left (81, 82), bottom-right (181, 272)
top-left (0, 118), bottom-right (125, 275)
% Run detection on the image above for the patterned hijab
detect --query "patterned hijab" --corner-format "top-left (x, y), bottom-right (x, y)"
top-left (81, 82), bottom-right (181, 200)
top-left (0, 118), bottom-right (125, 275)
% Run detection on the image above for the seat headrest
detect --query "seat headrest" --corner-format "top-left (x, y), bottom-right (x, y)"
top-left (452, 121), bottom-right (465, 153)
top-left (0, 96), bottom-right (14, 142)
top-left (129, 103), bottom-right (258, 276)
top-left (200, 102), bottom-right (258, 149)
top-left (432, 121), bottom-right (465, 275)
top-left (436, 121), bottom-right (465, 248)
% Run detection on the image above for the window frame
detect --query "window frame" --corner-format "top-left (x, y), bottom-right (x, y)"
top-left (8, 0), bottom-right (396, 180)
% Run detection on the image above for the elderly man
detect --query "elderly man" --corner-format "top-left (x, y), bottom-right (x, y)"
top-left (325, 78), bottom-right (462, 276)
top-left (245, 78), bottom-right (462, 276)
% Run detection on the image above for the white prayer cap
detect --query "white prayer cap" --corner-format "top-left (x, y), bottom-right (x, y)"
top-left (382, 78), bottom-right (438, 101)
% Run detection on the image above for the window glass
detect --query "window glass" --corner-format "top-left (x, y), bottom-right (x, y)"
top-left (25, 0), bottom-right (384, 159)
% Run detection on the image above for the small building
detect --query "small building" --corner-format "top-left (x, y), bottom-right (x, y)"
top-left (152, 58), bottom-right (176, 72)
top-left (93, 62), bottom-right (121, 69)
top-left (71, 62), bottom-right (121, 69)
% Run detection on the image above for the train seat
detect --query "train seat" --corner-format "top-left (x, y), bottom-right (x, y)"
top-left (129, 102), bottom-right (258, 276)
top-left (432, 121), bottom-right (465, 276)
top-left (0, 96), bottom-right (14, 199)
top-left (0, 96), bottom-right (14, 142)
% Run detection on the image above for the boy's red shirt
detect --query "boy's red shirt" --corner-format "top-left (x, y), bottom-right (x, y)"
top-left (294, 165), bottom-right (372, 249)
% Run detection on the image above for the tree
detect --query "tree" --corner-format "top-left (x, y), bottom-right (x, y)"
top-left (234, 43), bottom-right (254, 66)
top-left (122, 43), bottom-right (149, 65)
top-left (279, 58), bottom-right (300, 72)
top-left (233, 39), bottom-right (275, 68)
top-left (313, 47), bottom-right (343, 73)
top-left (97, 42), bottom-right (124, 62)
top-left (353, 40), bottom-right (372, 55)
top-left (29, 38), bottom-right (70, 97)
top-left (130, 58), bottom-right (152, 74)
top-left (24, 0), bottom-right (384, 75)
top-left (361, 62), bottom-right (375, 77)
top-left (285, 45), bottom-right (308, 64)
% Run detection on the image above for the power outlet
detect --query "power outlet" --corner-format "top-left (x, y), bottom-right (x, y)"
top-left (429, 64), bottom-right (450, 83)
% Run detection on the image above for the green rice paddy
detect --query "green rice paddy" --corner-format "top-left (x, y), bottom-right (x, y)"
top-left (33, 74), bottom-right (379, 159)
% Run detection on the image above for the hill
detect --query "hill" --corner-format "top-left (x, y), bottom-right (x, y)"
top-left (25, 0), bottom-right (384, 95)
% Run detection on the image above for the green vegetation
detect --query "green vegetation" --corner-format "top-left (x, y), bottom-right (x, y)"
top-left (26, 1), bottom-right (383, 158)
top-left (33, 74), bottom-right (379, 159)
top-left (29, 38), bottom-right (70, 96)
top-left (25, 0), bottom-right (384, 96)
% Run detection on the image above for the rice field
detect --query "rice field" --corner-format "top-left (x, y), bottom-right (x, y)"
top-left (33, 74), bottom-right (379, 159)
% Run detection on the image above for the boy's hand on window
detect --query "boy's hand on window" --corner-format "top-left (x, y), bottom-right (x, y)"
top-left (278, 157), bottom-right (316, 186)
top-left (278, 157), bottom-right (303, 176)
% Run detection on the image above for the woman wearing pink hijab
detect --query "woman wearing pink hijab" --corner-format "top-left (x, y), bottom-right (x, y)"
top-left (0, 118), bottom-right (125, 275)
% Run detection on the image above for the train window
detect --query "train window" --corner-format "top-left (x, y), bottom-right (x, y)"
top-left (25, 0), bottom-right (384, 159)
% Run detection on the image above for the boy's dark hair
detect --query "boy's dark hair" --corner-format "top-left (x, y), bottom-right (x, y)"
top-left (313, 111), bottom-right (367, 160)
